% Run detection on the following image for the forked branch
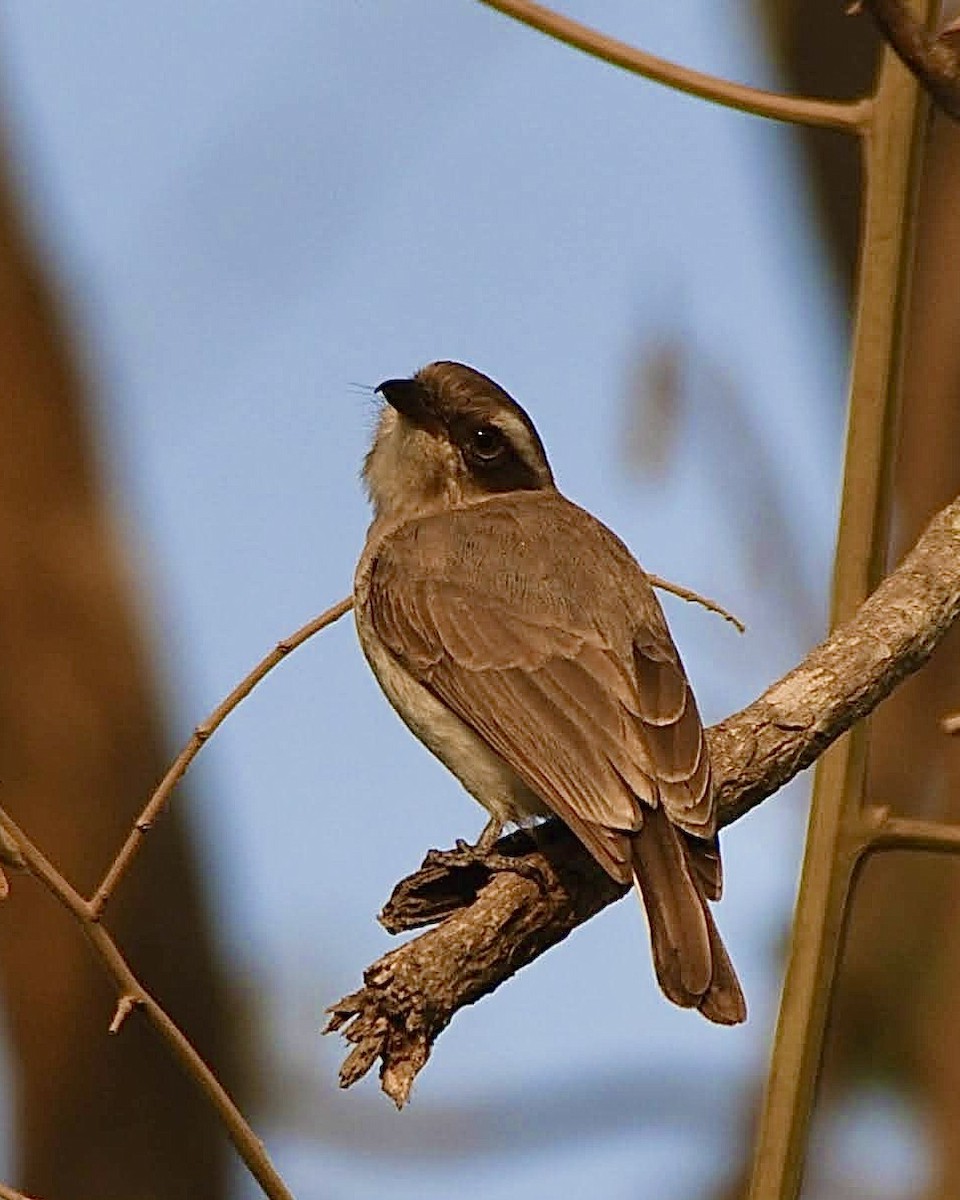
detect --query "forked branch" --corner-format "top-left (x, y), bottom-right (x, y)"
top-left (478, 0), bottom-right (870, 130)
top-left (326, 494), bottom-right (960, 1107)
top-left (0, 810), bottom-right (295, 1200)
top-left (862, 0), bottom-right (960, 120)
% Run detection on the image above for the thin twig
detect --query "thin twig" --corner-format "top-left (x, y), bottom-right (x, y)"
top-left (478, 0), bottom-right (871, 131)
top-left (327, 493), bottom-right (960, 1105)
top-left (0, 810), bottom-right (296, 1200)
top-left (90, 595), bottom-right (354, 917)
top-left (647, 572), bottom-right (745, 633)
top-left (861, 0), bottom-right (960, 119)
top-left (109, 994), bottom-right (139, 1034)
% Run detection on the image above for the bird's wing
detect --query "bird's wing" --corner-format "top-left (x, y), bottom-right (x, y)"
top-left (365, 494), bottom-right (714, 881)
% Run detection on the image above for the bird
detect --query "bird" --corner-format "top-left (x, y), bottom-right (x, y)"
top-left (353, 360), bottom-right (745, 1024)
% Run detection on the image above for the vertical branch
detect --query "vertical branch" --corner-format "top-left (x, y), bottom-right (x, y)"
top-left (746, 3), bottom-right (938, 1196)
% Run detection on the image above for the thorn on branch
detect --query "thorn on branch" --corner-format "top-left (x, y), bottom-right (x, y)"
top-left (0, 826), bottom-right (26, 871)
top-left (942, 711), bottom-right (960, 735)
top-left (109, 994), bottom-right (140, 1034)
top-left (0, 824), bottom-right (26, 900)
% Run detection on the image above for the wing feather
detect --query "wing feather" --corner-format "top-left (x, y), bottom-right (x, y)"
top-left (431, 664), bottom-right (634, 880)
top-left (365, 493), bottom-right (717, 879)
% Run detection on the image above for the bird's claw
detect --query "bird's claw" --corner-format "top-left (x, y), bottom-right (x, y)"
top-left (427, 837), bottom-right (551, 892)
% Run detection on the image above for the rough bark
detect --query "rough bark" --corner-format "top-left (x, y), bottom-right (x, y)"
top-left (327, 496), bottom-right (960, 1106)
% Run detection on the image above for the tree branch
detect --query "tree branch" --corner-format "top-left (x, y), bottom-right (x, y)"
top-left (861, 0), bottom-right (960, 120)
top-left (326, 494), bottom-right (960, 1106)
top-left (90, 596), bottom-right (353, 917)
top-left (647, 572), bottom-right (745, 634)
top-left (477, 0), bottom-right (870, 131)
top-left (0, 809), bottom-right (296, 1200)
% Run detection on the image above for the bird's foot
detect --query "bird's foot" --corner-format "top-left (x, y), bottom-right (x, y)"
top-left (426, 826), bottom-right (551, 891)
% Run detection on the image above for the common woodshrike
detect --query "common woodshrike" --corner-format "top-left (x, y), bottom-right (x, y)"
top-left (354, 361), bottom-right (745, 1024)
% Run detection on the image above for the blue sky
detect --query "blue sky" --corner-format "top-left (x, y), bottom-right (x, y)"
top-left (0, 3), bottom-right (882, 1197)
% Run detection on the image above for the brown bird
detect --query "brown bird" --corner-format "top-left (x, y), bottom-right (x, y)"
top-left (354, 361), bottom-right (745, 1023)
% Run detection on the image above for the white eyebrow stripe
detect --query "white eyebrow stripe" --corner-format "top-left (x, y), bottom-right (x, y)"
top-left (492, 410), bottom-right (548, 477)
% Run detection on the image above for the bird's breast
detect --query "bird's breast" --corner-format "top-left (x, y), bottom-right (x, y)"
top-left (353, 595), bottom-right (548, 827)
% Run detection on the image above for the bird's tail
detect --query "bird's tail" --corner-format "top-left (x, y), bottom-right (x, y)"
top-left (631, 806), bottom-right (746, 1024)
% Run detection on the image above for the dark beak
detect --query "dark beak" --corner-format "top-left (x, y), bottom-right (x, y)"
top-left (375, 377), bottom-right (433, 423)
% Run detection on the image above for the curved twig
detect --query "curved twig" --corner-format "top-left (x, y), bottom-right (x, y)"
top-left (90, 596), bottom-right (353, 917)
top-left (478, 0), bottom-right (870, 131)
top-left (647, 572), bottom-right (745, 633)
top-left (327, 494), bottom-right (960, 1106)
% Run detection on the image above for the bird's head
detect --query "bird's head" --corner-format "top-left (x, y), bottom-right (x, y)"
top-left (363, 361), bottom-right (555, 523)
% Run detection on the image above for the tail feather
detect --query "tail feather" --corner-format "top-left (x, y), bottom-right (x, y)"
top-left (697, 902), bottom-right (747, 1025)
top-left (685, 831), bottom-right (722, 901)
top-left (631, 808), bottom-right (746, 1024)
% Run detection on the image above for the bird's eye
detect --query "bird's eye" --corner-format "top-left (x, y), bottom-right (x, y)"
top-left (468, 424), bottom-right (506, 462)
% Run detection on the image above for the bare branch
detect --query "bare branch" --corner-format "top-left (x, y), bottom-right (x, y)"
top-left (865, 812), bottom-right (960, 854)
top-left (91, 595), bottom-right (353, 917)
top-left (0, 810), bottom-right (296, 1200)
top-left (861, 0), bottom-right (960, 119)
top-left (647, 572), bottom-right (745, 633)
top-left (326, 493), bottom-right (960, 1106)
top-left (478, 0), bottom-right (870, 131)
